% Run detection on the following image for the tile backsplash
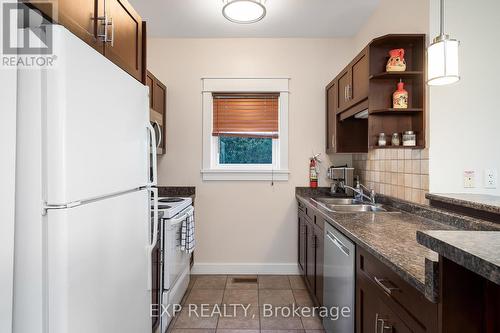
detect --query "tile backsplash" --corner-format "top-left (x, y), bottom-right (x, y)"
top-left (353, 149), bottom-right (429, 205)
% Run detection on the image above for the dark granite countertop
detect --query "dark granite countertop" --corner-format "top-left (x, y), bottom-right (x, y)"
top-left (296, 189), bottom-right (455, 302)
top-left (417, 230), bottom-right (500, 285)
top-left (158, 186), bottom-right (196, 201)
top-left (426, 193), bottom-right (500, 216)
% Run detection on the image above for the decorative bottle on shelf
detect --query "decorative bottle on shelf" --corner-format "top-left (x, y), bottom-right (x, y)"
top-left (393, 80), bottom-right (408, 109)
top-left (386, 48), bottom-right (406, 72)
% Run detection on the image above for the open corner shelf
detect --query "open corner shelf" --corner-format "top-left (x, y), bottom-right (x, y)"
top-left (369, 71), bottom-right (424, 80)
top-left (370, 108), bottom-right (423, 114)
top-left (369, 145), bottom-right (425, 150)
top-left (326, 34), bottom-right (426, 154)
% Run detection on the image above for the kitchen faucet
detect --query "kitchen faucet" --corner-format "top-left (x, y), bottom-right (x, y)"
top-left (340, 180), bottom-right (376, 205)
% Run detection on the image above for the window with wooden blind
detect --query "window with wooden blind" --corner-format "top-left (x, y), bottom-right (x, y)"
top-left (201, 78), bottom-right (289, 181)
top-left (212, 93), bottom-right (279, 165)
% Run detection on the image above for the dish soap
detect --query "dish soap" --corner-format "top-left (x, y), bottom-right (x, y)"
top-left (393, 80), bottom-right (408, 109)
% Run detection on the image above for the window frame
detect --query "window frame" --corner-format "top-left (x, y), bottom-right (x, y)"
top-left (201, 78), bottom-right (290, 181)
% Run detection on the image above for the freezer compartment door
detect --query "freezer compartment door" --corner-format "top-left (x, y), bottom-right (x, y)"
top-left (44, 26), bottom-right (150, 205)
top-left (46, 189), bottom-right (151, 333)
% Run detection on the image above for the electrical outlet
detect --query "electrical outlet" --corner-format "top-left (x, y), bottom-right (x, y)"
top-left (484, 169), bottom-right (498, 189)
top-left (463, 170), bottom-right (475, 188)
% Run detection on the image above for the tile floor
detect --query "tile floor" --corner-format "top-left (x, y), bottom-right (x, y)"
top-left (168, 275), bottom-right (326, 333)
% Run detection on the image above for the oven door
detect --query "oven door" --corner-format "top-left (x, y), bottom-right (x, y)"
top-left (163, 206), bottom-right (193, 290)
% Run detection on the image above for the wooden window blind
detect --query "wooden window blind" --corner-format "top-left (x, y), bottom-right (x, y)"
top-left (212, 93), bottom-right (279, 139)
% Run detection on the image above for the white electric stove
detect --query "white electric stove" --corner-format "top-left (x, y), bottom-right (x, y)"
top-left (154, 196), bottom-right (192, 218)
top-left (150, 196), bottom-right (193, 333)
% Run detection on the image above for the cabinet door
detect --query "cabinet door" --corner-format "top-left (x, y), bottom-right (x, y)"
top-left (337, 69), bottom-right (352, 111)
top-left (351, 49), bottom-right (369, 104)
top-left (26, 0), bottom-right (102, 52)
top-left (146, 72), bottom-right (154, 110)
top-left (306, 222), bottom-right (316, 292)
top-left (357, 275), bottom-right (379, 333)
top-left (153, 79), bottom-right (166, 154)
top-left (298, 213), bottom-right (307, 275)
top-left (357, 275), bottom-right (412, 333)
top-left (102, 0), bottom-right (143, 81)
top-left (377, 298), bottom-right (412, 333)
top-left (314, 225), bottom-right (324, 306)
top-left (326, 82), bottom-right (337, 153)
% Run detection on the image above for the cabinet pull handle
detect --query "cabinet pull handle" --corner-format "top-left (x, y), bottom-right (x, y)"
top-left (375, 314), bottom-right (392, 333)
top-left (344, 86), bottom-right (347, 101)
top-left (94, 0), bottom-right (114, 46)
top-left (331, 134), bottom-right (335, 149)
top-left (374, 277), bottom-right (399, 295)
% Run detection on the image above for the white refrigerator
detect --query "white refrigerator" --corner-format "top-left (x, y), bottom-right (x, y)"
top-left (14, 25), bottom-right (158, 333)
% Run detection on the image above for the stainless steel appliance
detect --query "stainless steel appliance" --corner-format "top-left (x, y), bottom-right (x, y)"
top-left (323, 223), bottom-right (355, 333)
top-left (327, 166), bottom-right (355, 196)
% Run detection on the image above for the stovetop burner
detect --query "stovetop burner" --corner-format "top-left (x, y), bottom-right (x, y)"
top-left (159, 198), bottom-right (184, 203)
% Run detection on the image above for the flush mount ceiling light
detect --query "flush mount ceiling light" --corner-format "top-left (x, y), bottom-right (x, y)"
top-left (222, 0), bottom-right (266, 24)
top-left (427, 0), bottom-right (460, 86)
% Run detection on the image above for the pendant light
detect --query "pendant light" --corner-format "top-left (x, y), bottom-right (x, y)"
top-left (427, 0), bottom-right (460, 85)
top-left (222, 0), bottom-right (266, 24)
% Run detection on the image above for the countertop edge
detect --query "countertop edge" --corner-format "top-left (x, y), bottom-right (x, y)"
top-left (416, 231), bottom-right (500, 285)
top-left (426, 193), bottom-right (500, 216)
top-left (296, 193), bottom-right (436, 302)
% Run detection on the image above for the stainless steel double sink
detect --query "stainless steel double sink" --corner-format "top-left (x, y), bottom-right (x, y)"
top-left (311, 197), bottom-right (397, 213)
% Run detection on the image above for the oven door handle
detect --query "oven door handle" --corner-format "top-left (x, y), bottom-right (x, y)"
top-left (168, 206), bottom-right (194, 226)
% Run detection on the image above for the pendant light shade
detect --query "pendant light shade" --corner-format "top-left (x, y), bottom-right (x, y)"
top-left (427, 0), bottom-right (460, 86)
top-left (222, 0), bottom-right (266, 24)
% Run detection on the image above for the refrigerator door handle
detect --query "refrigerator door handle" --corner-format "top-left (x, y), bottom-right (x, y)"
top-left (146, 123), bottom-right (158, 186)
top-left (146, 187), bottom-right (159, 290)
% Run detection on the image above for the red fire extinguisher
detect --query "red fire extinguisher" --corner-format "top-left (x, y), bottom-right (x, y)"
top-left (309, 153), bottom-right (321, 188)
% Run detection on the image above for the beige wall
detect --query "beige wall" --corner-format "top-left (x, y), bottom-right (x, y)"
top-left (351, 0), bottom-right (430, 55)
top-left (428, 0), bottom-right (500, 195)
top-left (148, 38), bottom-right (353, 272)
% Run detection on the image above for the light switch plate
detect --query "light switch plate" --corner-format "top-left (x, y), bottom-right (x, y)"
top-left (484, 169), bottom-right (498, 189)
top-left (463, 170), bottom-right (475, 188)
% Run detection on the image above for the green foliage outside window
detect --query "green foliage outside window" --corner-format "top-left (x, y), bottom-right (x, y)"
top-left (219, 136), bottom-right (272, 164)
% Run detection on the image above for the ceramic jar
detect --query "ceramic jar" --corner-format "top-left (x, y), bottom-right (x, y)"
top-left (393, 81), bottom-right (408, 109)
top-left (386, 48), bottom-right (407, 72)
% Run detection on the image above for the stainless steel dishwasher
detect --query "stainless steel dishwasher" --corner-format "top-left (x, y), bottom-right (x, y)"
top-left (323, 223), bottom-right (355, 333)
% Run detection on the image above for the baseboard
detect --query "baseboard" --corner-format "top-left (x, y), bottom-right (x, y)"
top-left (191, 263), bottom-right (301, 275)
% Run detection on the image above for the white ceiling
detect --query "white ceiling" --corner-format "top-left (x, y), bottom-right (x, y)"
top-left (129, 0), bottom-right (380, 38)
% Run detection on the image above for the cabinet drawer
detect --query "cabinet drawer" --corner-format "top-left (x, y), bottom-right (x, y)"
top-left (304, 206), bottom-right (316, 223)
top-left (298, 200), bottom-right (306, 212)
top-left (357, 247), bottom-right (438, 332)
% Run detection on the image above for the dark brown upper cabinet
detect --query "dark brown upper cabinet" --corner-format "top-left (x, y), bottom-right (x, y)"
top-left (326, 34), bottom-right (426, 154)
top-left (325, 81), bottom-right (337, 154)
top-left (147, 71), bottom-right (167, 155)
top-left (24, 0), bottom-right (145, 83)
top-left (101, 0), bottom-right (144, 82)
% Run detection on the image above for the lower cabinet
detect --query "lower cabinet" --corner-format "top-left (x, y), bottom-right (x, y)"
top-left (297, 201), bottom-right (438, 333)
top-left (356, 247), bottom-right (438, 333)
top-left (297, 202), bottom-right (324, 306)
top-left (357, 273), bottom-right (411, 333)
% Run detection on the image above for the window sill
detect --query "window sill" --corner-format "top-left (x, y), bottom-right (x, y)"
top-left (201, 169), bottom-right (290, 181)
